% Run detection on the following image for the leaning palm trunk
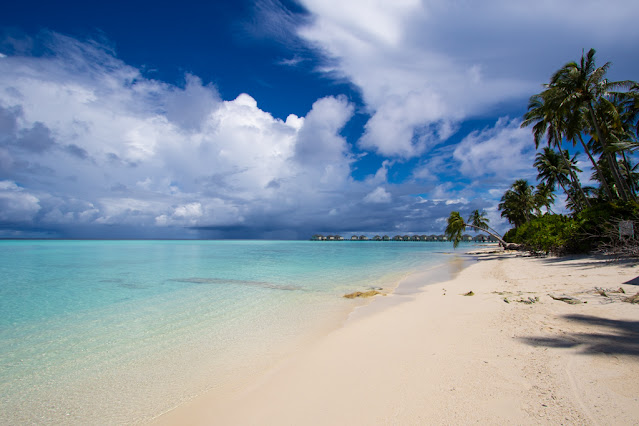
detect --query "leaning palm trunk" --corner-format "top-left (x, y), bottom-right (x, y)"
top-left (464, 223), bottom-right (509, 247)
top-left (576, 133), bottom-right (614, 200)
top-left (446, 211), bottom-right (510, 249)
top-left (588, 103), bottom-right (633, 201)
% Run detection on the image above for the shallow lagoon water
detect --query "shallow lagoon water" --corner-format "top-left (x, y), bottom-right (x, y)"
top-left (0, 240), bottom-right (464, 424)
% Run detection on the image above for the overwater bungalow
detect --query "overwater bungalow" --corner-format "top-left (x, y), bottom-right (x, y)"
top-left (373, 235), bottom-right (382, 241)
top-left (382, 235), bottom-right (390, 241)
top-left (359, 235), bottom-right (368, 241)
top-left (473, 234), bottom-right (498, 243)
top-left (351, 235), bottom-right (359, 240)
top-left (392, 235), bottom-right (403, 241)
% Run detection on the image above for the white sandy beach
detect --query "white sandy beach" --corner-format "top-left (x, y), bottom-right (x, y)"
top-left (156, 249), bottom-right (639, 425)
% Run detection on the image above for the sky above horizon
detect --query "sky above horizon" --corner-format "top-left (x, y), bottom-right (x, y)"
top-left (1, 0), bottom-right (638, 239)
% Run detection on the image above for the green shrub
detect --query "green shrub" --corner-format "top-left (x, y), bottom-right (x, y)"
top-left (502, 201), bottom-right (639, 254)
top-left (507, 214), bottom-right (579, 254)
top-left (503, 228), bottom-right (517, 243)
top-left (572, 201), bottom-right (639, 252)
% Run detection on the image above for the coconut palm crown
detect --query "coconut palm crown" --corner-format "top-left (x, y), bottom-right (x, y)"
top-left (445, 210), bottom-right (506, 249)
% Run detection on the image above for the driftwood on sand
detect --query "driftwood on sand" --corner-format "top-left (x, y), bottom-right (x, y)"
top-left (548, 294), bottom-right (583, 304)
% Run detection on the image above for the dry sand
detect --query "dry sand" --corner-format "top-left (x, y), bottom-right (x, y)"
top-left (156, 250), bottom-right (639, 425)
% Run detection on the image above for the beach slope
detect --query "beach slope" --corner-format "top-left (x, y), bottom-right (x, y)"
top-left (157, 252), bottom-right (639, 425)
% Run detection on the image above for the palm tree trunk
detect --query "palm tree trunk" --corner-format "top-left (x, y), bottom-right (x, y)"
top-left (463, 223), bottom-right (507, 246)
top-left (621, 151), bottom-right (638, 198)
top-left (576, 134), bottom-right (614, 200)
top-left (588, 102), bottom-right (632, 201)
top-left (557, 179), bottom-right (579, 211)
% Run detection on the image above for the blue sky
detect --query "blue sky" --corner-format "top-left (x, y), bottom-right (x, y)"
top-left (1, 0), bottom-right (638, 239)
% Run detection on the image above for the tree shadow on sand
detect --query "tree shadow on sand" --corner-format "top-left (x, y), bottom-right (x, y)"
top-left (520, 314), bottom-right (639, 357)
top-left (624, 276), bottom-right (639, 285)
top-left (539, 255), bottom-right (638, 270)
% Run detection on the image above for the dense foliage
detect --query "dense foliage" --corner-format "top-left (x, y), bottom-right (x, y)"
top-left (449, 49), bottom-right (639, 255)
top-left (503, 214), bottom-right (578, 254)
top-left (503, 201), bottom-right (639, 254)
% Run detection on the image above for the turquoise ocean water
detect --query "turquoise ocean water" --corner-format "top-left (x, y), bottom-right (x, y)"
top-left (0, 240), bottom-right (467, 424)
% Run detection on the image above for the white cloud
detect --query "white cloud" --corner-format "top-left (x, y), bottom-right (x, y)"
top-left (0, 180), bottom-right (41, 221)
top-left (173, 202), bottom-right (203, 219)
top-left (294, 95), bottom-right (353, 164)
top-left (453, 117), bottom-right (535, 178)
top-left (445, 198), bottom-right (468, 206)
top-left (294, 0), bottom-right (639, 158)
top-left (0, 33), bottom-right (383, 236)
top-left (364, 186), bottom-right (391, 203)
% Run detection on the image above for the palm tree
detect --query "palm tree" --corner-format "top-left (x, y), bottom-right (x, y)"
top-left (589, 151), bottom-right (621, 200)
top-left (534, 147), bottom-right (580, 209)
top-left (587, 96), bottom-right (638, 198)
top-left (563, 103), bottom-right (614, 200)
top-left (619, 157), bottom-right (639, 196)
top-left (549, 48), bottom-right (636, 201)
top-left (445, 211), bottom-right (506, 248)
top-left (468, 209), bottom-right (489, 230)
top-left (602, 94), bottom-right (639, 198)
top-left (521, 89), bottom-right (590, 209)
top-left (534, 182), bottom-right (556, 215)
top-left (498, 179), bottom-right (536, 228)
top-left (565, 186), bottom-right (598, 213)
top-left (468, 209), bottom-right (502, 238)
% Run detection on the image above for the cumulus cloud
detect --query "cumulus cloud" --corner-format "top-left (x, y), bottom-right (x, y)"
top-left (0, 31), bottom-right (411, 238)
top-left (293, 0), bottom-right (639, 158)
top-left (0, 180), bottom-right (40, 221)
top-left (363, 186), bottom-right (391, 203)
top-left (4, 0), bottom-right (636, 239)
top-left (453, 117), bottom-right (535, 179)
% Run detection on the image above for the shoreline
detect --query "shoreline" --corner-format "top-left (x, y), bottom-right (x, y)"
top-left (152, 248), bottom-right (474, 424)
top-left (344, 249), bottom-right (476, 323)
top-left (155, 249), bottom-right (639, 425)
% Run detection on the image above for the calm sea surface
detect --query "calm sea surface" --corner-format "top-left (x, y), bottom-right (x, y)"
top-left (0, 240), bottom-right (467, 424)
